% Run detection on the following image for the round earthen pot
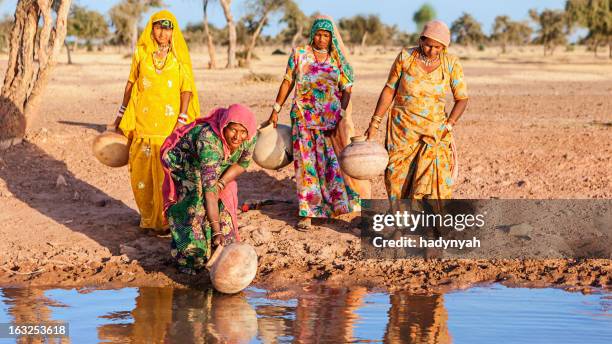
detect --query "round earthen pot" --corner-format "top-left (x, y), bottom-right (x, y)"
top-left (206, 242), bottom-right (258, 294)
top-left (92, 131), bottom-right (129, 168)
top-left (253, 122), bottom-right (293, 170)
top-left (339, 136), bottom-right (389, 180)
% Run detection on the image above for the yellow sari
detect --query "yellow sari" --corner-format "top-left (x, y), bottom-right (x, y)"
top-left (119, 10), bottom-right (200, 230)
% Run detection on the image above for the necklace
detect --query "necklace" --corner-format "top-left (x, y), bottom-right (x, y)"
top-left (417, 47), bottom-right (440, 67)
top-left (312, 46), bottom-right (329, 54)
top-left (152, 45), bottom-right (170, 73)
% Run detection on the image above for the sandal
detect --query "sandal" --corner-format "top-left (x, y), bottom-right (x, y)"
top-left (296, 217), bottom-right (312, 231)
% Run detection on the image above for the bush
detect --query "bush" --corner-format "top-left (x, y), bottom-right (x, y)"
top-left (241, 72), bottom-right (278, 83)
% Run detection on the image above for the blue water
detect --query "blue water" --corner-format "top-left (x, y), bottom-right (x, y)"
top-left (0, 284), bottom-right (609, 343)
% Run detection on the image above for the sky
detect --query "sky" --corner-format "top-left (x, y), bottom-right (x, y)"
top-left (0, 0), bottom-right (569, 36)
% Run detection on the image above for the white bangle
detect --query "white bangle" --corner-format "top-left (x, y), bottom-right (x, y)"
top-left (273, 102), bottom-right (282, 113)
top-left (445, 122), bottom-right (453, 132)
top-left (178, 113), bottom-right (188, 119)
top-left (177, 118), bottom-right (187, 125)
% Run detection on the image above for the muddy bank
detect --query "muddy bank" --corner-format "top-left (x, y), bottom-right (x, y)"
top-left (0, 51), bottom-right (610, 293)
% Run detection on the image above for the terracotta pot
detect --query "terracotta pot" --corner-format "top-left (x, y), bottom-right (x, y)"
top-left (339, 136), bottom-right (389, 180)
top-left (92, 131), bottom-right (129, 168)
top-left (253, 122), bottom-right (293, 170)
top-left (206, 242), bottom-right (258, 294)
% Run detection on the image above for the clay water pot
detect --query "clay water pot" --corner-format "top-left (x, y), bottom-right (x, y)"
top-left (92, 131), bottom-right (129, 167)
top-left (253, 122), bottom-right (293, 170)
top-left (206, 242), bottom-right (258, 294)
top-left (339, 136), bottom-right (389, 180)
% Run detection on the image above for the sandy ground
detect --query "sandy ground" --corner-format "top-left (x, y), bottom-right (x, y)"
top-left (0, 46), bottom-right (610, 293)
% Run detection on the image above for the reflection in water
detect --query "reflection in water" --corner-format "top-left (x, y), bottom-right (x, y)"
top-left (385, 294), bottom-right (450, 344)
top-left (0, 285), bottom-right (609, 343)
top-left (1, 288), bottom-right (69, 344)
top-left (96, 288), bottom-right (259, 343)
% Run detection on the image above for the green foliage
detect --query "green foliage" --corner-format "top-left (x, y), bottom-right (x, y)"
top-left (491, 15), bottom-right (533, 53)
top-left (451, 13), bottom-right (486, 46)
top-left (0, 15), bottom-right (12, 52)
top-left (278, 0), bottom-right (308, 45)
top-left (183, 22), bottom-right (225, 45)
top-left (565, 0), bottom-right (611, 53)
top-left (529, 8), bottom-right (568, 55)
top-left (67, 5), bottom-right (109, 42)
top-left (109, 0), bottom-right (163, 46)
top-left (338, 14), bottom-right (396, 46)
top-left (413, 3), bottom-right (436, 33)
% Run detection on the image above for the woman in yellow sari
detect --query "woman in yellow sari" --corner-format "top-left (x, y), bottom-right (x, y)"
top-left (365, 20), bottom-right (468, 200)
top-left (110, 10), bottom-right (200, 232)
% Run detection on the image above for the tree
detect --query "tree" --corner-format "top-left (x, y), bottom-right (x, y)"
top-left (65, 5), bottom-right (108, 63)
top-left (491, 16), bottom-right (533, 53)
top-left (451, 13), bottom-right (486, 46)
top-left (202, 0), bottom-right (217, 68)
top-left (0, 16), bottom-right (13, 53)
top-left (529, 9), bottom-right (568, 56)
top-left (109, 0), bottom-right (162, 49)
top-left (413, 3), bottom-right (436, 33)
top-left (219, 0), bottom-right (237, 68)
top-left (278, 0), bottom-right (306, 47)
top-left (566, 0), bottom-right (612, 57)
top-left (338, 14), bottom-right (394, 51)
top-left (0, 0), bottom-right (72, 149)
top-left (243, 0), bottom-right (287, 67)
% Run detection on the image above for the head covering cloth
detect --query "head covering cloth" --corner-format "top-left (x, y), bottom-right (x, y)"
top-left (420, 20), bottom-right (451, 47)
top-left (309, 15), bottom-right (354, 86)
top-left (119, 10), bottom-right (200, 136)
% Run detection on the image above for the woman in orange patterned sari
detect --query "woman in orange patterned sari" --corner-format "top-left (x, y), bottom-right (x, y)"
top-left (366, 20), bottom-right (468, 200)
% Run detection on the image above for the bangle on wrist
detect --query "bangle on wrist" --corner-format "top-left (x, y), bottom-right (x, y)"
top-left (177, 118), bottom-right (187, 125)
top-left (273, 102), bottom-right (282, 113)
top-left (217, 179), bottom-right (226, 189)
top-left (445, 122), bottom-right (454, 132)
top-left (340, 109), bottom-right (346, 118)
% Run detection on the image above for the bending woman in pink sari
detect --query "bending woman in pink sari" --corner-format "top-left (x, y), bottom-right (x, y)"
top-left (161, 104), bottom-right (257, 274)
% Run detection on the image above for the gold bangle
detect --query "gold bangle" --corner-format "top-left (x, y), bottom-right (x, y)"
top-left (372, 115), bottom-right (383, 123)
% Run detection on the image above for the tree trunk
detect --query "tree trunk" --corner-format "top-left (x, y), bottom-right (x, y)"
top-left (202, 0), bottom-right (217, 69)
top-left (360, 32), bottom-right (368, 55)
top-left (291, 23), bottom-right (303, 47)
top-left (130, 19), bottom-right (138, 50)
top-left (245, 10), bottom-right (270, 68)
top-left (0, 0), bottom-right (71, 148)
top-left (219, 0), bottom-right (237, 68)
top-left (64, 40), bottom-right (72, 64)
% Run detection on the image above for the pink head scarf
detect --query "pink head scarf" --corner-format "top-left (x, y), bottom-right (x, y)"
top-left (161, 104), bottom-right (257, 240)
top-left (421, 20), bottom-right (451, 47)
top-left (202, 103), bottom-right (258, 158)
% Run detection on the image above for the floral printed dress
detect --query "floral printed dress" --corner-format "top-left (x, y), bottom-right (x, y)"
top-left (384, 47), bottom-right (468, 200)
top-left (162, 123), bottom-right (255, 271)
top-left (284, 45), bottom-right (359, 218)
